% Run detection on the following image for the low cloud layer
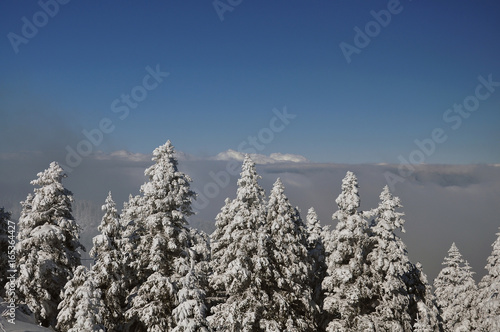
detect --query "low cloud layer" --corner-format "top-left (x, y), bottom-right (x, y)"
top-left (1, 150), bottom-right (499, 283)
top-left (213, 149), bottom-right (309, 164)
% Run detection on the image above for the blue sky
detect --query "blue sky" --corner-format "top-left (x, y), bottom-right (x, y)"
top-left (1, 0), bottom-right (499, 164)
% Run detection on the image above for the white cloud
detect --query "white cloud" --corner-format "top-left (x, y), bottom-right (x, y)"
top-left (213, 149), bottom-right (309, 164)
top-left (91, 149), bottom-right (201, 163)
top-left (93, 150), bottom-right (151, 162)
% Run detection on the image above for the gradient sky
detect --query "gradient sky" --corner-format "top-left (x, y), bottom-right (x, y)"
top-left (1, 0), bottom-right (499, 164)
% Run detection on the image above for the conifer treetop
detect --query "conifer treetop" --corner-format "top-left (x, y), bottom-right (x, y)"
top-left (484, 228), bottom-right (500, 279)
top-left (334, 171), bottom-right (360, 218)
top-left (372, 185), bottom-right (406, 235)
top-left (235, 155), bottom-right (264, 205)
top-left (98, 191), bottom-right (120, 237)
top-left (31, 161), bottom-right (67, 187)
top-left (141, 140), bottom-right (195, 218)
top-left (306, 207), bottom-right (322, 247)
top-left (443, 243), bottom-right (463, 269)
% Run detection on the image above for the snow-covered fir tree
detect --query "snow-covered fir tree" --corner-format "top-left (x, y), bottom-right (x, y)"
top-left (477, 228), bottom-right (500, 331)
top-left (434, 243), bottom-right (477, 331)
top-left (89, 191), bottom-right (126, 331)
top-left (57, 266), bottom-right (107, 332)
top-left (305, 206), bottom-right (326, 323)
top-left (406, 262), bottom-right (441, 331)
top-left (208, 155), bottom-right (269, 331)
top-left (57, 266), bottom-right (89, 330)
top-left (15, 162), bottom-right (84, 327)
top-left (366, 185), bottom-right (413, 330)
top-left (207, 197), bottom-right (233, 305)
top-left (172, 251), bottom-right (211, 332)
top-left (322, 171), bottom-right (374, 330)
top-left (0, 207), bottom-right (11, 296)
top-left (260, 178), bottom-right (316, 331)
top-left (188, 228), bottom-right (211, 304)
top-left (126, 140), bottom-right (196, 331)
top-left (119, 193), bottom-right (146, 292)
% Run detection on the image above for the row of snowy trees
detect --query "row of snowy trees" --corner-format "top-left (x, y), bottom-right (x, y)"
top-left (1, 140), bottom-right (499, 331)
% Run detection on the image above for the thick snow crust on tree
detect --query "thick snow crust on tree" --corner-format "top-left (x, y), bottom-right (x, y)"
top-left (434, 243), bottom-right (478, 331)
top-left (4, 141), bottom-right (500, 332)
top-left (478, 228), bottom-right (500, 331)
top-left (15, 162), bottom-right (83, 327)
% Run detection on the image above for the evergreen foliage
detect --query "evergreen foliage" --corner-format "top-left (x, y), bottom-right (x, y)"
top-left (57, 266), bottom-right (107, 332)
top-left (15, 162), bottom-right (83, 327)
top-left (366, 185), bottom-right (413, 330)
top-left (305, 206), bottom-right (326, 325)
top-left (261, 178), bottom-right (315, 330)
top-left (125, 140), bottom-right (196, 331)
top-left (7, 141), bottom-right (498, 331)
top-left (90, 191), bottom-right (126, 331)
top-left (478, 229), bottom-right (500, 331)
top-left (434, 243), bottom-right (478, 331)
top-left (208, 155), bottom-right (269, 331)
top-left (322, 171), bottom-right (374, 331)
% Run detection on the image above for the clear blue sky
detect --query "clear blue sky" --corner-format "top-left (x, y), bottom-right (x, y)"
top-left (1, 0), bottom-right (499, 164)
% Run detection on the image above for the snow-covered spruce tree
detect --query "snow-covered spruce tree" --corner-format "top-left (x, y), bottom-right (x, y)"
top-left (171, 229), bottom-right (211, 332)
top-left (119, 193), bottom-right (146, 292)
top-left (15, 162), bottom-right (84, 327)
top-left (89, 192), bottom-right (126, 331)
top-left (366, 185), bottom-right (413, 330)
top-left (172, 251), bottom-right (211, 332)
top-left (322, 171), bottom-right (376, 330)
top-left (126, 140), bottom-right (196, 331)
top-left (0, 207), bottom-right (11, 296)
top-left (478, 227), bottom-right (500, 331)
top-left (208, 155), bottom-right (269, 331)
top-left (207, 197), bottom-right (232, 307)
top-left (57, 266), bottom-right (107, 332)
top-left (406, 262), bottom-right (441, 331)
top-left (434, 243), bottom-right (478, 331)
top-left (57, 265), bottom-right (89, 330)
top-left (188, 228), bottom-right (211, 303)
top-left (305, 207), bottom-right (326, 318)
top-left (260, 178), bottom-right (315, 331)
top-left (306, 207), bottom-right (329, 326)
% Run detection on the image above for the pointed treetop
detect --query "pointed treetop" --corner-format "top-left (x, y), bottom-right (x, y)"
top-left (268, 177), bottom-right (293, 221)
top-left (98, 191), bottom-right (120, 236)
top-left (484, 227), bottom-right (500, 277)
top-left (379, 185), bottom-right (393, 202)
top-left (334, 171), bottom-right (360, 216)
top-left (146, 140), bottom-right (178, 177)
top-left (31, 161), bottom-right (66, 187)
top-left (141, 140), bottom-right (194, 215)
top-left (306, 207), bottom-right (324, 249)
top-left (373, 185), bottom-right (405, 234)
top-left (271, 177), bottom-right (285, 195)
top-left (236, 155), bottom-right (264, 204)
top-left (102, 191), bottom-right (116, 212)
top-left (306, 207), bottom-right (319, 227)
top-left (240, 154), bottom-right (258, 181)
top-left (443, 242), bottom-right (464, 268)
